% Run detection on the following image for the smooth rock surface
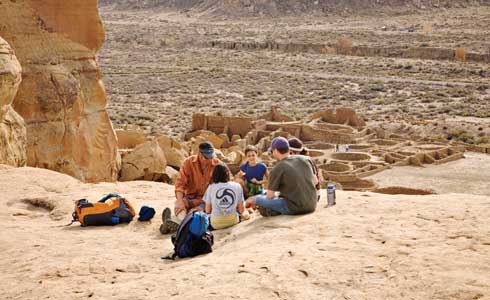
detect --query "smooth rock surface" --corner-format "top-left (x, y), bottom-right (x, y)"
top-left (0, 0), bottom-right (118, 182)
top-left (0, 37), bottom-right (26, 167)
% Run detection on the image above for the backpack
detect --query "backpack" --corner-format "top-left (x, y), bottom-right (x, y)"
top-left (70, 193), bottom-right (136, 226)
top-left (166, 212), bottom-right (213, 259)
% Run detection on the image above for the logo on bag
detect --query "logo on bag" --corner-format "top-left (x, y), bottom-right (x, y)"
top-left (216, 188), bottom-right (236, 209)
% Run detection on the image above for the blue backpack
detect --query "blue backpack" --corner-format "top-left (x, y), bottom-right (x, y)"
top-left (166, 212), bottom-right (213, 259)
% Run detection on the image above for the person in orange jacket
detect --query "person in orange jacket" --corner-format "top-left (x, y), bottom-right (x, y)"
top-left (160, 141), bottom-right (221, 234)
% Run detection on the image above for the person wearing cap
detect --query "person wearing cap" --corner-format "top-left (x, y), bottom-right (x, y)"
top-left (245, 137), bottom-right (318, 216)
top-left (160, 141), bottom-right (221, 234)
top-left (288, 137), bottom-right (322, 201)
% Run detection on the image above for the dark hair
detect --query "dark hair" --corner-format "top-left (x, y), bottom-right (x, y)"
top-left (244, 145), bottom-right (258, 155)
top-left (210, 163), bottom-right (231, 184)
top-left (276, 148), bottom-right (289, 154)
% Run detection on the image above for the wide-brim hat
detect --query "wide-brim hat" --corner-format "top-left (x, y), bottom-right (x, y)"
top-left (288, 137), bottom-right (306, 153)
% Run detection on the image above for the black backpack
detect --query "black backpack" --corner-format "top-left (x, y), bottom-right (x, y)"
top-left (164, 212), bottom-right (214, 260)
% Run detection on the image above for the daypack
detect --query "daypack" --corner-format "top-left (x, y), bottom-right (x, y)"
top-left (70, 193), bottom-right (136, 226)
top-left (166, 212), bottom-right (213, 259)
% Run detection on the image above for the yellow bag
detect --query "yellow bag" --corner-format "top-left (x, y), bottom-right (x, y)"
top-left (71, 193), bottom-right (136, 226)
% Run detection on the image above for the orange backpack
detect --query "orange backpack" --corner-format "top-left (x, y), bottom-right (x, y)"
top-left (71, 193), bottom-right (136, 226)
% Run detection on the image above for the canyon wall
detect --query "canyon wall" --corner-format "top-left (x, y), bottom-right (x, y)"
top-left (0, 38), bottom-right (26, 167)
top-left (0, 0), bottom-right (119, 182)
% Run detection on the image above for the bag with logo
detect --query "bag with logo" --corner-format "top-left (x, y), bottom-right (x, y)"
top-left (70, 193), bottom-right (136, 226)
top-left (165, 211), bottom-right (213, 259)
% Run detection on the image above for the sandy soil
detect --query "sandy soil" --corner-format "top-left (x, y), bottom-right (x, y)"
top-left (368, 152), bottom-right (490, 196)
top-left (1, 165), bottom-right (489, 299)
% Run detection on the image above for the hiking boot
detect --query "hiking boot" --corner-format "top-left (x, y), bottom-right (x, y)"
top-left (159, 207), bottom-right (180, 234)
top-left (257, 206), bottom-right (281, 217)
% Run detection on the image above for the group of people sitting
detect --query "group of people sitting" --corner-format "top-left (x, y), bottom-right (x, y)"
top-left (159, 136), bottom-right (321, 234)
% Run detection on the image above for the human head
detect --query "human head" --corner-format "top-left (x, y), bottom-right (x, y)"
top-left (288, 137), bottom-right (308, 155)
top-left (199, 141), bottom-right (215, 159)
top-left (244, 145), bottom-right (258, 165)
top-left (210, 163), bottom-right (231, 184)
top-left (268, 137), bottom-right (289, 160)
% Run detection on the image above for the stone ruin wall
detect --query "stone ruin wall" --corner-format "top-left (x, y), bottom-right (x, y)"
top-left (0, 0), bottom-right (119, 182)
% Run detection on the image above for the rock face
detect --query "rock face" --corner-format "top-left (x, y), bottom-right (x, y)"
top-left (120, 141), bottom-right (167, 182)
top-left (0, 38), bottom-right (26, 167)
top-left (0, 1), bottom-right (119, 182)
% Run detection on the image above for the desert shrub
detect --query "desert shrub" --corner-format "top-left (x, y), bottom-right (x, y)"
top-left (455, 48), bottom-right (466, 62)
top-left (449, 129), bottom-right (475, 144)
top-left (476, 137), bottom-right (489, 145)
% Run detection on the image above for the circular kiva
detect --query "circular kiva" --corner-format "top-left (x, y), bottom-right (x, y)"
top-left (373, 186), bottom-right (435, 195)
top-left (305, 142), bottom-right (334, 150)
top-left (307, 149), bottom-right (324, 157)
top-left (348, 144), bottom-right (372, 150)
top-left (319, 162), bottom-right (352, 173)
top-left (371, 139), bottom-right (399, 146)
top-left (415, 144), bottom-right (446, 151)
top-left (330, 152), bottom-right (371, 161)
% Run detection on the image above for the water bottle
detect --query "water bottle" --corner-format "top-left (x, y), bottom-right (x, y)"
top-left (327, 184), bottom-right (336, 207)
top-left (111, 215), bottom-right (120, 225)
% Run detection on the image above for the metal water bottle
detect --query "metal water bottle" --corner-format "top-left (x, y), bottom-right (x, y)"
top-left (327, 183), bottom-right (336, 207)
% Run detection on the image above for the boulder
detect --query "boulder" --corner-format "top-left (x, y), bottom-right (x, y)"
top-left (0, 37), bottom-right (26, 167)
top-left (222, 146), bottom-right (245, 164)
top-left (116, 129), bottom-right (147, 149)
top-left (155, 134), bottom-right (188, 168)
top-left (120, 140), bottom-right (167, 181)
top-left (0, 0), bottom-right (119, 182)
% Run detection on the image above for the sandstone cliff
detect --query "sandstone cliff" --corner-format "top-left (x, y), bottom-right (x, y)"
top-left (0, 0), bottom-right (119, 182)
top-left (0, 37), bottom-right (26, 167)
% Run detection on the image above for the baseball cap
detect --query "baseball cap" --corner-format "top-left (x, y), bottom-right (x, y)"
top-left (199, 141), bottom-right (215, 159)
top-left (268, 137), bottom-right (289, 154)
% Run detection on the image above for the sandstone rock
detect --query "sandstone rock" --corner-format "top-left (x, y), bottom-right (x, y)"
top-left (185, 130), bottom-right (224, 149)
top-left (0, 37), bottom-right (26, 167)
top-left (116, 129), bottom-right (147, 149)
top-left (164, 166), bottom-right (179, 183)
top-left (120, 140), bottom-right (167, 181)
top-left (222, 146), bottom-right (244, 164)
top-left (218, 133), bottom-right (230, 143)
top-left (155, 134), bottom-right (188, 168)
top-left (234, 138), bottom-right (247, 150)
top-left (0, 1), bottom-right (119, 182)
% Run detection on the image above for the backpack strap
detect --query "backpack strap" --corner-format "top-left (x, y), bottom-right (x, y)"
top-left (161, 253), bottom-right (177, 260)
top-left (98, 193), bottom-right (123, 203)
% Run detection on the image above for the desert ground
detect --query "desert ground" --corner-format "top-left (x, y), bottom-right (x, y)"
top-left (0, 166), bottom-right (489, 300)
top-left (99, 6), bottom-right (490, 143)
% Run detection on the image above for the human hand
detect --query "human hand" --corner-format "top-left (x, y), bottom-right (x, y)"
top-left (251, 178), bottom-right (258, 184)
top-left (174, 203), bottom-right (185, 216)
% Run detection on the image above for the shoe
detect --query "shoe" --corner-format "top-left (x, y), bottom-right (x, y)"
top-left (159, 207), bottom-right (180, 234)
top-left (257, 206), bottom-right (281, 217)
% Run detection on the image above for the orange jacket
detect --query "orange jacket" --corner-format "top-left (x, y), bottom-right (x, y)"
top-left (175, 154), bottom-right (221, 199)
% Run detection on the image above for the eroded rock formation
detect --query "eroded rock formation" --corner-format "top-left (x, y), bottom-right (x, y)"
top-left (0, 1), bottom-right (119, 182)
top-left (0, 37), bottom-right (26, 167)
